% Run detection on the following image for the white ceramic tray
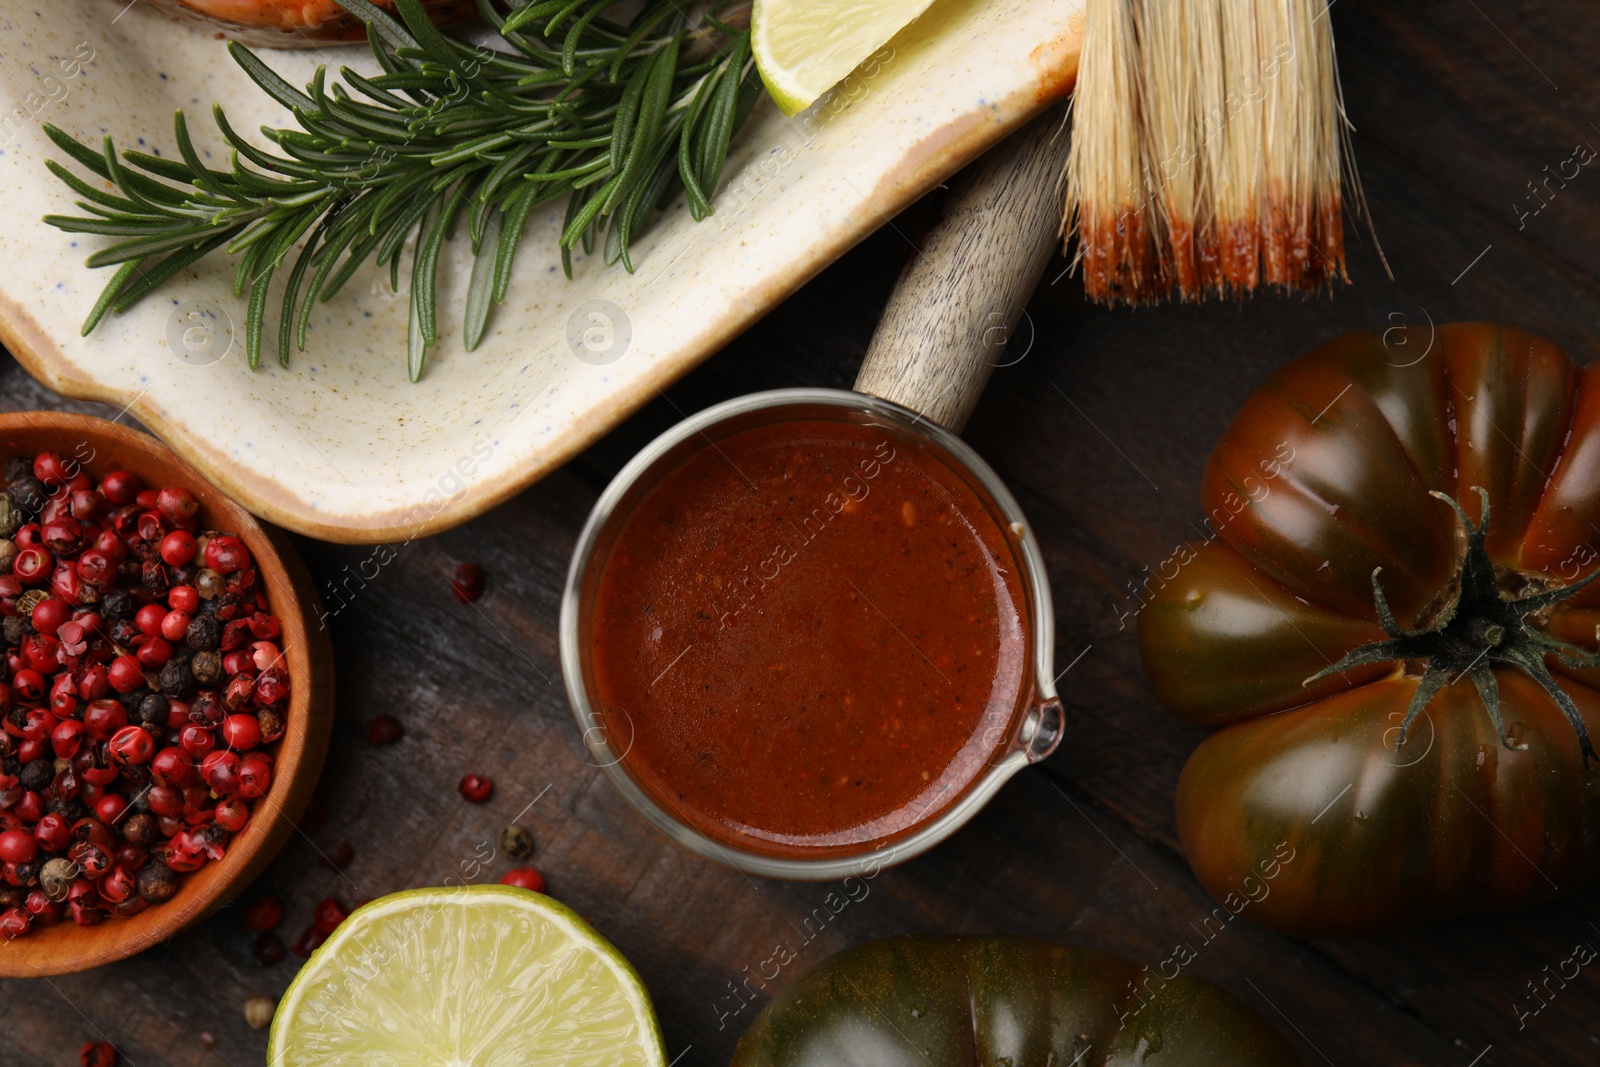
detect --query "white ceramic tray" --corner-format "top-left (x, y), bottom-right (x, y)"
top-left (0, 0), bottom-right (1082, 543)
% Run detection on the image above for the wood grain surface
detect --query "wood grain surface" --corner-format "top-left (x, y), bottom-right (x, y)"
top-left (2, 0), bottom-right (1598, 1063)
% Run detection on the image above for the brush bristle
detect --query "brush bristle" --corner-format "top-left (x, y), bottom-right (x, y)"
top-left (1062, 0), bottom-right (1370, 304)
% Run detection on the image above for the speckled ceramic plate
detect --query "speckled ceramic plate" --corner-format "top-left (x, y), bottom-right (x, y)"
top-left (0, 0), bottom-right (1082, 543)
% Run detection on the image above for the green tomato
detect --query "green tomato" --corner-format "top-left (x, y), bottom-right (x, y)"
top-left (731, 936), bottom-right (1298, 1066)
top-left (1140, 323), bottom-right (1600, 937)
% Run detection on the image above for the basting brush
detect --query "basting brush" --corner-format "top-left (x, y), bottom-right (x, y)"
top-left (1062, 0), bottom-right (1379, 304)
top-left (856, 0), bottom-right (1383, 430)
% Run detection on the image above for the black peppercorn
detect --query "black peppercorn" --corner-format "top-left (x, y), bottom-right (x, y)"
top-left (191, 651), bottom-right (223, 686)
top-left (109, 617), bottom-right (141, 646)
top-left (2, 614), bottom-right (30, 645)
top-left (117, 688), bottom-right (145, 712)
top-left (18, 759), bottom-right (51, 791)
top-left (137, 861), bottom-right (179, 903)
top-left (3, 456), bottom-right (31, 483)
top-left (159, 658), bottom-right (196, 698)
top-left (138, 692), bottom-right (169, 726)
top-left (0, 886), bottom-right (24, 909)
top-left (14, 860), bottom-right (39, 887)
top-left (100, 587), bottom-right (134, 620)
top-left (117, 560), bottom-right (142, 584)
top-left (498, 825), bottom-right (536, 863)
top-left (121, 813), bottom-right (158, 846)
top-left (6, 476), bottom-right (46, 515)
top-left (186, 614), bottom-right (221, 650)
top-left (46, 797), bottom-right (88, 822)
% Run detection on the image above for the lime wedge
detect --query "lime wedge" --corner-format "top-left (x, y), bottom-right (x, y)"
top-left (751, 0), bottom-right (935, 116)
top-left (268, 886), bottom-right (666, 1067)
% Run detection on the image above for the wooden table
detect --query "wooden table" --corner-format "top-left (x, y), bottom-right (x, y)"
top-left (2, 1), bottom-right (1598, 1063)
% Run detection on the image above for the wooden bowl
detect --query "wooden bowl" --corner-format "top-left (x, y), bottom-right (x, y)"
top-left (0, 412), bottom-right (333, 977)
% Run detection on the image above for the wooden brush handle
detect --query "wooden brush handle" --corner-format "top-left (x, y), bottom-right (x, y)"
top-left (855, 99), bottom-right (1071, 433)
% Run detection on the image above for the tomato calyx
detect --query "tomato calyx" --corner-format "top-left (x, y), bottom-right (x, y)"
top-left (1307, 488), bottom-right (1600, 768)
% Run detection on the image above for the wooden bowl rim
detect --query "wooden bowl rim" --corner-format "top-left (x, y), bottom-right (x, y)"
top-left (0, 411), bottom-right (330, 977)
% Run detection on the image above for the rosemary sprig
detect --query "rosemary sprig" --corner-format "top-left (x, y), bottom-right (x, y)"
top-left (42, 0), bottom-right (761, 380)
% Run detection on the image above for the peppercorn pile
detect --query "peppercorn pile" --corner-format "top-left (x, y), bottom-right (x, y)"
top-left (0, 451), bottom-right (287, 938)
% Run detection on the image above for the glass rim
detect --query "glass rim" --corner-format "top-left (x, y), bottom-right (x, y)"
top-left (559, 387), bottom-right (1059, 881)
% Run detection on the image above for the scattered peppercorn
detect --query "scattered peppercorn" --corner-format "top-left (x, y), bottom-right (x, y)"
top-left (312, 897), bottom-right (349, 935)
top-left (253, 930), bottom-right (286, 966)
top-left (289, 924), bottom-right (326, 958)
top-left (500, 867), bottom-right (546, 893)
top-left (243, 995), bottom-right (276, 1030)
top-left (498, 825), bottom-right (535, 862)
top-left (79, 1041), bottom-right (118, 1067)
top-left (364, 714), bottom-right (404, 745)
top-left (458, 774), bottom-right (494, 804)
top-left (242, 894), bottom-right (284, 932)
top-left (451, 562), bottom-right (485, 603)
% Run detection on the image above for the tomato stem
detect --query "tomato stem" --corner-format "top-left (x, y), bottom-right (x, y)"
top-left (1306, 488), bottom-right (1600, 769)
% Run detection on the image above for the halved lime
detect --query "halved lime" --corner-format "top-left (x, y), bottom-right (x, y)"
top-left (751, 0), bottom-right (936, 116)
top-left (268, 886), bottom-right (666, 1067)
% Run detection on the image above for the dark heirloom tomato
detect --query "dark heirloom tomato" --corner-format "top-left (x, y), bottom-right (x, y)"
top-left (1140, 323), bottom-right (1600, 937)
top-left (730, 937), bottom-right (1298, 1066)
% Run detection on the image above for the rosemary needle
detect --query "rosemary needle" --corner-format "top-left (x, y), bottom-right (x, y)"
top-left (42, 0), bottom-right (762, 381)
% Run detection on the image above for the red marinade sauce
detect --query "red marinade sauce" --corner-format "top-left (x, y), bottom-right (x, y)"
top-left (588, 418), bottom-right (1030, 857)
